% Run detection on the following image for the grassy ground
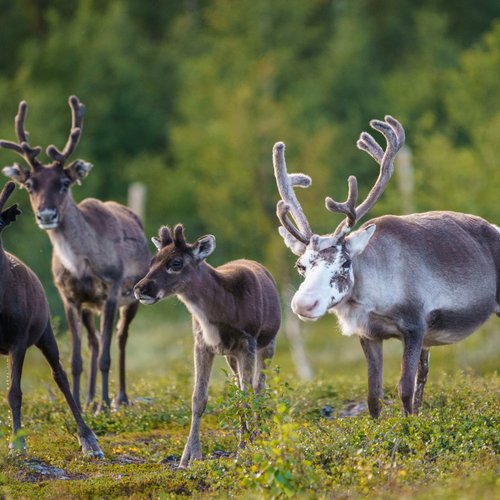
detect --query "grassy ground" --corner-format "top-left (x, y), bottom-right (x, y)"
top-left (0, 301), bottom-right (499, 498)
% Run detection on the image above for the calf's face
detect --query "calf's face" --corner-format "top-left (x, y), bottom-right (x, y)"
top-left (134, 224), bottom-right (215, 305)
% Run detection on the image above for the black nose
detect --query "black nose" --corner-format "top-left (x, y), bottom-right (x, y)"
top-left (37, 208), bottom-right (58, 224)
top-left (134, 280), bottom-right (153, 297)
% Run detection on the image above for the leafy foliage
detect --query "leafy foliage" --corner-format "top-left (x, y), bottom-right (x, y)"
top-left (0, 371), bottom-right (498, 498)
top-left (0, 0), bottom-right (499, 313)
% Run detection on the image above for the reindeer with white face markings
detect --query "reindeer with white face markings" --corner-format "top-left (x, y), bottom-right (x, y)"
top-left (273, 116), bottom-right (500, 417)
top-left (0, 96), bottom-right (151, 412)
top-left (134, 224), bottom-right (281, 468)
top-left (0, 181), bottom-right (103, 457)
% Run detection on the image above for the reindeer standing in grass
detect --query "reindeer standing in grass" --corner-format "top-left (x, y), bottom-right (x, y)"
top-left (273, 116), bottom-right (500, 417)
top-left (0, 181), bottom-right (103, 457)
top-left (0, 96), bottom-right (151, 412)
top-left (134, 224), bottom-right (281, 468)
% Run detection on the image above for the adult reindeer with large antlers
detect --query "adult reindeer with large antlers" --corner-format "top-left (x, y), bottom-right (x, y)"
top-left (0, 96), bottom-right (151, 412)
top-left (273, 116), bottom-right (500, 417)
top-left (0, 181), bottom-right (103, 457)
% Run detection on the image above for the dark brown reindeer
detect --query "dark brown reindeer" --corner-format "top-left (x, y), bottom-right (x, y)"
top-left (0, 96), bottom-right (151, 412)
top-left (273, 116), bottom-right (500, 417)
top-left (0, 181), bottom-right (103, 457)
top-left (134, 224), bottom-right (281, 468)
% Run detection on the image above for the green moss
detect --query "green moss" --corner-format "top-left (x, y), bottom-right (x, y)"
top-left (0, 371), bottom-right (498, 498)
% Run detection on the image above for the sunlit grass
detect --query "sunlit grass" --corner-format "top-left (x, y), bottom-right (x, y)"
top-left (0, 299), bottom-right (498, 498)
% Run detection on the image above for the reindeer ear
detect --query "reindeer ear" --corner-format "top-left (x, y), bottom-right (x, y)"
top-left (278, 226), bottom-right (306, 256)
top-left (65, 160), bottom-right (93, 185)
top-left (151, 236), bottom-right (162, 251)
top-left (346, 224), bottom-right (376, 256)
top-left (2, 163), bottom-right (29, 185)
top-left (192, 235), bottom-right (216, 261)
top-left (0, 204), bottom-right (21, 229)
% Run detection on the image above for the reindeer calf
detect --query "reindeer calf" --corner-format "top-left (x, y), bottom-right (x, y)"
top-left (0, 182), bottom-right (103, 457)
top-left (134, 224), bottom-right (281, 468)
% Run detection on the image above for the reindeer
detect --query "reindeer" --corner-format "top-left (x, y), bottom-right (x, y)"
top-left (0, 181), bottom-right (103, 457)
top-left (273, 116), bottom-right (500, 417)
top-left (134, 224), bottom-right (281, 468)
top-left (0, 96), bottom-right (151, 412)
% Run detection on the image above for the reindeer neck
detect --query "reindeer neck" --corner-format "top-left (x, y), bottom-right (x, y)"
top-left (47, 194), bottom-right (95, 245)
top-left (178, 262), bottom-right (236, 324)
top-left (45, 193), bottom-right (100, 275)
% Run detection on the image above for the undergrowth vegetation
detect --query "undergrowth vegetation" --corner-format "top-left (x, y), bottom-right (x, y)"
top-left (0, 314), bottom-right (499, 497)
top-left (0, 366), bottom-right (498, 498)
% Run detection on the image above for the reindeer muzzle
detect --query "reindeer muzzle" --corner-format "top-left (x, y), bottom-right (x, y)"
top-left (36, 208), bottom-right (59, 229)
top-left (133, 281), bottom-right (159, 305)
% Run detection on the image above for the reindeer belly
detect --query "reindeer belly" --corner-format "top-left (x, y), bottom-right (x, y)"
top-left (424, 305), bottom-right (493, 347)
top-left (56, 269), bottom-right (109, 310)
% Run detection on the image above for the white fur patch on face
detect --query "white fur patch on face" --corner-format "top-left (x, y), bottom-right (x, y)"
top-left (292, 244), bottom-right (353, 320)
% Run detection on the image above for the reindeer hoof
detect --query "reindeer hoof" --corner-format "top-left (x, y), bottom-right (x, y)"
top-left (112, 394), bottom-right (130, 410)
top-left (79, 431), bottom-right (105, 459)
top-left (9, 434), bottom-right (27, 456)
top-left (94, 401), bottom-right (111, 415)
top-left (179, 447), bottom-right (203, 468)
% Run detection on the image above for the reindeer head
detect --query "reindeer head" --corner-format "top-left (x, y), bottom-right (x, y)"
top-left (273, 116), bottom-right (405, 321)
top-left (0, 181), bottom-right (21, 234)
top-left (134, 224), bottom-right (216, 305)
top-left (0, 96), bottom-right (93, 230)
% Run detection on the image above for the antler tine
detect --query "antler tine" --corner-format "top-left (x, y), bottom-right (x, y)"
top-left (0, 100), bottom-right (42, 171)
top-left (15, 101), bottom-right (29, 143)
top-left (276, 200), bottom-right (310, 244)
top-left (272, 142), bottom-right (313, 243)
top-left (325, 175), bottom-right (359, 235)
top-left (0, 181), bottom-right (16, 211)
top-left (46, 95), bottom-right (85, 166)
top-left (347, 116), bottom-right (404, 228)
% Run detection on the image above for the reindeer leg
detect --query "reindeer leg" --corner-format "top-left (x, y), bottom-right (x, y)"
top-left (399, 332), bottom-right (424, 416)
top-left (8, 347), bottom-right (27, 455)
top-left (235, 335), bottom-right (257, 449)
top-left (97, 297), bottom-right (118, 413)
top-left (225, 354), bottom-right (239, 381)
top-left (360, 337), bottom-right (384, 418)
top-left (64, 301), bottom-right (83, 411)
top-left (413, 348), bottom-right (430, 414)
top-left (179, 341), bottom-right (214, 469)
top-left (253, 338), bottom-right (276, 393)
top-left (36, 322), bottom-right (104, 458)
top-left (113, 302), bottom-right (139, 409)
top-left (81, 309), bottom-right (98, 410)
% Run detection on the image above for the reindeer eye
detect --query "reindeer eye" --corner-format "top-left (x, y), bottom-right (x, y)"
top-left (296, 261), bottom-right (306, 276)
top-left (169, 258), bottom-right (184, 272)
top-left (61, 178), bottom-right (71, 191)
top-left (341, 260), bottom-right (351, 269)
top-left (24, 180), bottom-right (33, 193)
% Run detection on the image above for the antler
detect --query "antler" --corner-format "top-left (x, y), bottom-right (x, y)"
top-left (327, 116), bottom-right (405, 237)
top-left (273, 142), bottom-right (313, 246)
top-left (0, 181), bottom-right (15, 211)
top-left (46, 95), bottom-right (85, 167)
top-left (0, 101), bottom-right (42, 171)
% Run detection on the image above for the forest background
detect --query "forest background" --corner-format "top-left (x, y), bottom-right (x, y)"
top-left (0, 0), bottom-right (499, 380)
